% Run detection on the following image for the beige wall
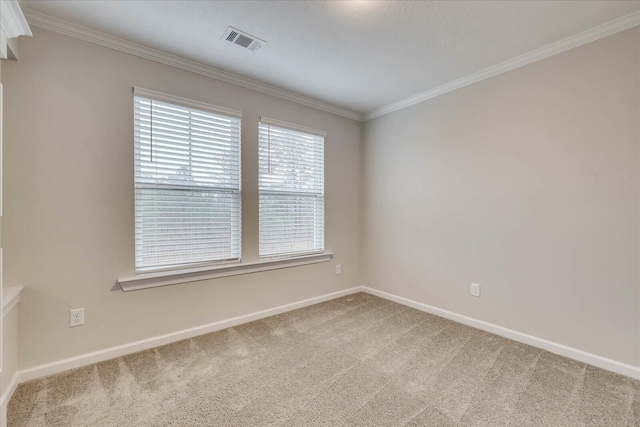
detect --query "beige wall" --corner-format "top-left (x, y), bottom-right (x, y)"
top-left (362, 28), bottom-right (640, 367)
top-left (3, 23), bottom-right (639, 373)
top-left (2, 27), bottom-right (362, 370)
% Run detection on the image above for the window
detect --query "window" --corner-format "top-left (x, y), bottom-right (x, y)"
top-left (133, 88), bottom-right (242, 272)
top-left (258, 118), bottom-right (325, 258)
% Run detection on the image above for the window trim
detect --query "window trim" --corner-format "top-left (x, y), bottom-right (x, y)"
top-left (258, 117), bottom-right (326, 259)
top-left (118, 252), bottom-right (334, 291)
top-left (258, 116), bottom-right (327, 138)
top-left (132, 87), bottom-right (243, 273)
top-left (133, 87), bottom-right (243, 119)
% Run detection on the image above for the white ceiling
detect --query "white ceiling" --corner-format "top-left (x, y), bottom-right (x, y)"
top-left (20, 1), bottom-right (640, 116)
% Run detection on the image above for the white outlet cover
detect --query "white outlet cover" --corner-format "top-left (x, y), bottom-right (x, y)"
top-left (471, 283), bottom-right (481, 297)
top-left (336, 264), bottom-right (342, 275)
top-left (70, 308), bottom-right (85, 327)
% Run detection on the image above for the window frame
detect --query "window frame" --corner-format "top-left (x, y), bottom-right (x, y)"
top-left (258, 117), bottom-right (326, 260)
top-left (133, 87), bottom-right (243, 274)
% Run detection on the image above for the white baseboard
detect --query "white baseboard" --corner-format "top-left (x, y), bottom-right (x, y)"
top-left (10, 286), bottom-right (365, 395)
top-left (1, 371), bottom-right (20, 427)
top-left (362, 286), bottom-right (640, 380)
top-left (5, 283), bottom-right (638, 416)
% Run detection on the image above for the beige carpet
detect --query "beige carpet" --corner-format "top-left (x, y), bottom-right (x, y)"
top-left (8, 292), bottom-right (640, 426)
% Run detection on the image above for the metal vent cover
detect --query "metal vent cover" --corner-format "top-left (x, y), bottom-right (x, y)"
top-left (222, 26), bottom-right (266, 52)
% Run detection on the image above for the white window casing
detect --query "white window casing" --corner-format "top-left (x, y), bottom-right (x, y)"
top-left (133, 88), bottom-right (242, 273)
top-left (258, 117), bottom-right (325, 259)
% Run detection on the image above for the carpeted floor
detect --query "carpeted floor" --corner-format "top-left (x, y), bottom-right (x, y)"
top-left (8, 292), bottom-right (640, 426)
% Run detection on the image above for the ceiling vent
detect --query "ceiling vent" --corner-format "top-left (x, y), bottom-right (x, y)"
top-left (222, 27), bottom-right (266, 52)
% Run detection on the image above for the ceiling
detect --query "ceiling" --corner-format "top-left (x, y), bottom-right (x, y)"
top-left (19, 1), bottom-right (640, 117)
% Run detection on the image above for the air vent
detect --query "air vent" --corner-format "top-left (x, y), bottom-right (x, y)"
top-left (222, 26), bottom-right (266, 52)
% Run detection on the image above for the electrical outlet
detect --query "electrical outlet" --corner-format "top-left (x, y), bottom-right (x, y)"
top-left (471, 283), bottom-right (481, 297)
top-left (336, 264), bottom-right (342, 275)
top-left (70, 308), bottom-right (84, 327)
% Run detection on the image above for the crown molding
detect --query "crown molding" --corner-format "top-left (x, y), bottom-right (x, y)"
top-left (365, 11), bottom-right (640, 121)
top-left (1, 0), bottom-right (32, 59)
top-left (1, 0), bottom-right (32, 38)
top-left (23, 9), bottom-right (364, 122)
top-left (20, 7), bottom-right (640, 123)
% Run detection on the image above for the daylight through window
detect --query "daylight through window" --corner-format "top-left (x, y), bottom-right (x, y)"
top-left (258, 118), bottom-right (325, 258)
top-left (134, 89), bottom-right (242, 272)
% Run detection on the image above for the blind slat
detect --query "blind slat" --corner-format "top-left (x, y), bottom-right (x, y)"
top-left (258, 122), bottom-right (324, 258)
top-left (135, 94), bottom-right (242, 272)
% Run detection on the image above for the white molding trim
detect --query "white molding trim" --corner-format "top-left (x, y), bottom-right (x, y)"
top-left (364, 11), bottom-right (640, 121)
top-left (0, 0), bottom-right (32, 59)
top-left (22, 9), bottom-right (363, 122)
top-left (20, 8), bottom-right (640, 123)
top-left (14, 286), bottom-right (364, 384)
top-left (260, 117), bottom-right (327, 138)
top-left (133, 87), bottom-right (243, 119)
top-left (5, 283), bottom-right (639, 412)
top-left (0, 371), bottom-right (19, 427)
top-left (0, 0), bottom-right (32, 39)
top-left (2, 286), bottom-right (23, 318)
top-left (118, 253), bottom-right (334, 291)
top-left (362, 287), bottom-right (640, 380)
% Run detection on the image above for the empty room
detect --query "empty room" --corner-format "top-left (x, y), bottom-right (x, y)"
top-left (0, 0), bottom-right (638, 425)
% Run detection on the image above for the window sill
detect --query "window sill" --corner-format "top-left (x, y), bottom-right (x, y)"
top-left (117, 252), bottom-right (334, 292)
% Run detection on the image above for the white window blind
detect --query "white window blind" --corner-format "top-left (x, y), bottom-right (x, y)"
top-left (134, 88), bottom-right (242, 272)
top-left (258, 118), bottom-right (325, 258)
